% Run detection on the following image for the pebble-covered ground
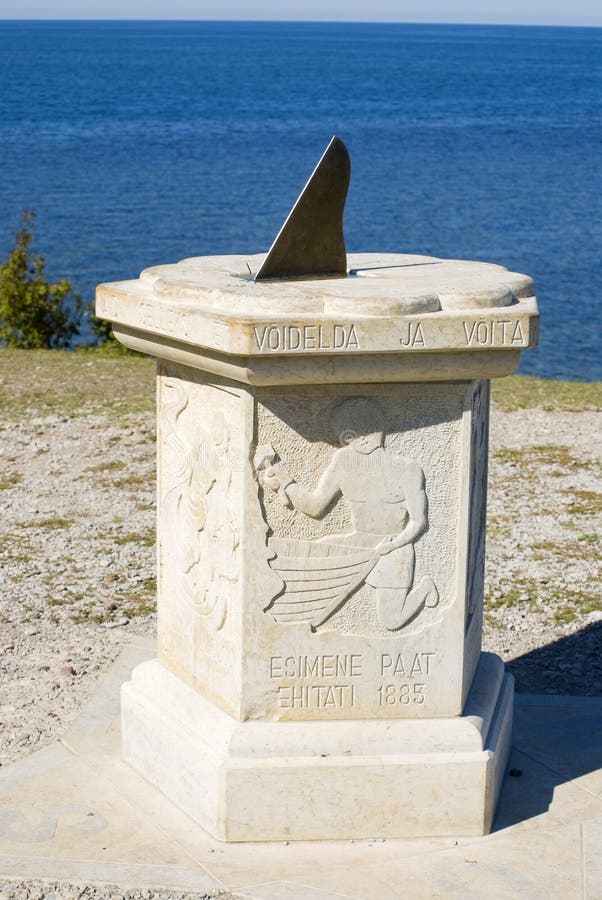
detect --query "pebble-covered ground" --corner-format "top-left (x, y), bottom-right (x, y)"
top-left (0, 885), bottom-right (236, 900)
top-left (0, 351), bottom-right (600, 899)
top-left (0, 409), bottom-right (156, 766)
top-left (486, 406), bottom-right (601, 694)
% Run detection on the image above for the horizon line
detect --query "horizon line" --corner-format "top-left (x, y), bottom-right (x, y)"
top-left (0, 18), bottom-right (601, 28)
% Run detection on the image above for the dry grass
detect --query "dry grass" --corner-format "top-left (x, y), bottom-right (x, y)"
top-left (491, 374), bottom-right (602, 411)
top-left (0, 348), bottom-right (154, 420)
top-left (0, 350), bottom-right (600, 421)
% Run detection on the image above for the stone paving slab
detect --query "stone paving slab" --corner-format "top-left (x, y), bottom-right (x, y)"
top-left (0, 643), bottom-right (600, 899)
top-left (584, 819), bottom-right (602, 900)
top-left (0, 857), bottom-right (223, 894)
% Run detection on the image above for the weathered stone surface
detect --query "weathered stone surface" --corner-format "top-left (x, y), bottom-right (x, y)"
top-left (97, 250), bottom-right (538, 841)
top-left (96, 253), bottom-right (538, 384)
top-left (154, 370), bottom-right (488, 722)
top-left (122, 652), bottom-right (513, 841)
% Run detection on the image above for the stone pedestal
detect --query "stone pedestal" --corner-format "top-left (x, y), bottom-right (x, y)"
top-left (96, 252), bottom-right (538, 841)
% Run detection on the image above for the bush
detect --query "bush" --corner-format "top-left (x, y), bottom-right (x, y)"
top-left (0, 211), bottom-right (83, 349)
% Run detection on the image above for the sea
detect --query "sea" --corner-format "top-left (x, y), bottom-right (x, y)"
top-left (0, 20), bottom-right (600, 379)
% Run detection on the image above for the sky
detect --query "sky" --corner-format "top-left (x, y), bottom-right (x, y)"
top-left (1, 1), bottom-right (600, 27)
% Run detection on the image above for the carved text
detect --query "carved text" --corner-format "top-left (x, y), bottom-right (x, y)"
top-left (462, 319), bottom-right (526, 347)
top-left (254, 323), bottom-right (360, 353)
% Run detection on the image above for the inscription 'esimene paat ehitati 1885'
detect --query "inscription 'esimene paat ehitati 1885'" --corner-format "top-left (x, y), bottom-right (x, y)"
top-left (96, 136), bottom-right (539, 842)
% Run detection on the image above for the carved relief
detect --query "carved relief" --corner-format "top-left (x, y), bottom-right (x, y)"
top-left (257, 397), bottom-right (439, 633)
top-left (162, 377), bottom-right (240, 630)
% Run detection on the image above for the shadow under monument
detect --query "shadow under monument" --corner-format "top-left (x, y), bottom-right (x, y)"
top-left (504, 620), bottom-right (602, 697)
top-left (492, 620), bottom-right (602, 832)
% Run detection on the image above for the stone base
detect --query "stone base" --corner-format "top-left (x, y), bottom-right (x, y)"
top-left (121, 652), bottom-right (513, 842)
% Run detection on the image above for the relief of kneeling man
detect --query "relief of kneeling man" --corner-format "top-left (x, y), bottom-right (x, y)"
top-left (261, 397), bottom-right (439, 632)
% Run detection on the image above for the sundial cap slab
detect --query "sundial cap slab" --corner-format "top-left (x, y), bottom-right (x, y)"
top-left (97, 252), bottom-right (539, 365)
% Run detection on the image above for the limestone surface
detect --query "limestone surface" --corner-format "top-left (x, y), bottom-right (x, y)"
top-left (97, 253), bottom-right (538, 385)
top-left (93, 251), bottom-right (542, 840)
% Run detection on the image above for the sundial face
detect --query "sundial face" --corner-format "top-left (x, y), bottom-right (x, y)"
top-left (254, 136), bottom-right (351, 282)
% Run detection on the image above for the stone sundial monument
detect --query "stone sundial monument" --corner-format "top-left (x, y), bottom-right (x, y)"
top-left (96, 137), bottom-right (539, 841)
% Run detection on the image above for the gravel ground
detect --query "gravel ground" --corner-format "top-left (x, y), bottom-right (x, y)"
top-left (0, 413), bottom-right (157, 767)
top-left (486, 406), bottom-right (601, 695)
top-left (0, 884), bottom-right (237, 900)
top-left (0, 358), bottom-right (600, 899)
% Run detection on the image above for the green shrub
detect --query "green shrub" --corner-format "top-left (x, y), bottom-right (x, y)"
top-left (0, 211), bottom-right (83, 349)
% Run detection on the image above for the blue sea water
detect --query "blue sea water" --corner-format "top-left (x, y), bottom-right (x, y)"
top-left (0, 20), bottom-right (600, 379)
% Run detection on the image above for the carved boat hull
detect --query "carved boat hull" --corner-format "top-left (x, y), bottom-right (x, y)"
top-left (265, 538), bottom-right (378, 629)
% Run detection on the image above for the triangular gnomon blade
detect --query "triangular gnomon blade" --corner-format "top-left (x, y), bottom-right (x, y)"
top-left (254, 136), bottom-right (350, 281)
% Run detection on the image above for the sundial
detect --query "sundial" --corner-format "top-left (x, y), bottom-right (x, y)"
top-left (97, 137), bottom-right (538, 373)
top-left (96, 136), bottom-right (539, 845)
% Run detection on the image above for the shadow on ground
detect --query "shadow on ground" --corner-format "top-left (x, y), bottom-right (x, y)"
top-left (507, 620), bottom-right (601, 696)
top-left (492, 622), bottom-right (602, 831)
